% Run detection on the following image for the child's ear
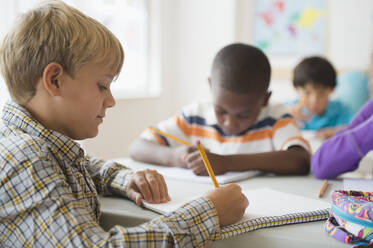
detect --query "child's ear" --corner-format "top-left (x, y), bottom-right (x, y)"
top-left (42, 62), bottom-right (64, 96)
top-left (262, 91), bottom-right (272, 106)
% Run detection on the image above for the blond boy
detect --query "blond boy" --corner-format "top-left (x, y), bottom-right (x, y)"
top-left (0, 1), bottom-right (247, 247)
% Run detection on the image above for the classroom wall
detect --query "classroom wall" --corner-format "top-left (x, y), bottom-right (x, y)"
top-left (329, 0), bottom-right (373, 70)
top-left (81, 0), bottom-right (373, 159)
top-left (1, 0), bottom-right (371, 159)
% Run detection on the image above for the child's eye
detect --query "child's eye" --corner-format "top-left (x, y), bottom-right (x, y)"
top-left (237, 114), bottom-right (251, 119)
top-left (216, 109), bottom-right (226, 115)
top-left (97, 83), bottom-right (108, 91)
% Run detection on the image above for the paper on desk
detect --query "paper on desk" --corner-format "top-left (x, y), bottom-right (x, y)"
top-left (343, 178), bottom-right (373, 192)
top-left (237, 188), bottom-right (330, 222)
top-left (143, 188), bottom-right (331, 222)
top-left (155, 167), bottom-right (259, 185)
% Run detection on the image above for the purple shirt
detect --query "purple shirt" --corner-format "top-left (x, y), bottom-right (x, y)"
top-left (311, 98), bottom-right (373, 179)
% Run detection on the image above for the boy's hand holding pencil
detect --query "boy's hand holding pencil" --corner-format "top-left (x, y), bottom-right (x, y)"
top-left (205, 184), bottom-right (249, 227)
top-left (149, 127), bottom-right (229, 175)
top-left (288, 97), bottom-right (312, 121)
top-left (196, 140), bottom-right (249, 227)
top-left (185, 149), bottom-right (228, 176)
top-left (149, 126), bottom-right (198, 168)
top-left (171, 145), bottom-right (198, 168)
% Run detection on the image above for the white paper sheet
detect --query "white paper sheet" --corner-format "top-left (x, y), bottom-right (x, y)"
top-left (155, 167), bottom-right (260, 185)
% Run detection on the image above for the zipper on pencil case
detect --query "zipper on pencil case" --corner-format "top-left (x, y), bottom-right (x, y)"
top-left (331, 205), bottom-right (373, 228)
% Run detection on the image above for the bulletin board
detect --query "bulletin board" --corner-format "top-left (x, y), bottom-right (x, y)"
top-left (253, 0), bottom-right (327, 56)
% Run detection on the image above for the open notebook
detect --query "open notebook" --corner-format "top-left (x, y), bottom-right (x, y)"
top-left (143, 188), bottom-right (330, 239)
top-left (155, 167), bottom-right (259, 184)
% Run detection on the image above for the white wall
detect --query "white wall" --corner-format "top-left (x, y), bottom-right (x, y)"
top-left (329, 0), bottom-right (373, 70)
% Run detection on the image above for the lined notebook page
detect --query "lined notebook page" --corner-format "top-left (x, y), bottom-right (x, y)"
top-left (220, 188), bottom-right (330, 239)
top-left (155, 167), bottom-right (260, 184)
top-left (238, 188), bottom-right (329, 222)
top-left (143, 188), bottom-right (330, 238)
top-left (144, 188), bottom-right (329, 217)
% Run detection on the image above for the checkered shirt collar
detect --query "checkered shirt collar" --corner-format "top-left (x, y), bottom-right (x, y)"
top-left (1, 101), bottom-right (85, 163)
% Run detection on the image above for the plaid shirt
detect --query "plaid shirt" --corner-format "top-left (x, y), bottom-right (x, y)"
top-left (0, 101), bottom-right (220, 247)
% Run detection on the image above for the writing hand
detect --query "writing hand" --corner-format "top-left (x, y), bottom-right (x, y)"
top-left (206, 184), bottom-right (248, 226)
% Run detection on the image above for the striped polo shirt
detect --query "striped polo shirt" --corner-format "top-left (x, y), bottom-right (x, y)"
top-left (141, 102), bottom-right (310, 154)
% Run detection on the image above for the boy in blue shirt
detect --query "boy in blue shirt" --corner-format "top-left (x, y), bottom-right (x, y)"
top-left (288, 56), bottom-right (352, 139)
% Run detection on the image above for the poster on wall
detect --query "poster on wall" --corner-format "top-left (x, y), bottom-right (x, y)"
top-left (253, 0), bottom-right (327, 56)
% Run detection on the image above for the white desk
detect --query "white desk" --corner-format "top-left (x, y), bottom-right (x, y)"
top-left (99, 159), bottom-right (349, 248)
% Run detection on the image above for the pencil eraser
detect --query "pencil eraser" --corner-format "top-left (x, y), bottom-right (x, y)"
top-left (196, 140), bottom-right (201, 145)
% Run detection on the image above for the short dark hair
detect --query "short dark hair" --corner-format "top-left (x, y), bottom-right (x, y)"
top-left (210, 43), bottom-right (271, 93)
top-left (293, 56), bottom-right (336, 89)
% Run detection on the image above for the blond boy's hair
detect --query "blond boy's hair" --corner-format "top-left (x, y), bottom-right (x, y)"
top-left (0, 0), bottom-right (124, 104)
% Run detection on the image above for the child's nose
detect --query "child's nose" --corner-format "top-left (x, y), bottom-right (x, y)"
top-left (105, 91), bottom-right (116, 108)
top-left (308, 95), bottom-right (318, 108)
top-left (223, 115), bottom-right (233, 126)
top-left (223, 115), bottom-right (237, 133)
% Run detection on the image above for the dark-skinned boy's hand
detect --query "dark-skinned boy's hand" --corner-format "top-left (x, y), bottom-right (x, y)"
top-left (169, 145), bottom-right (198, 168)
top-left (126, 169), bottom-right (171, 206)
top-left (185, 150), bottom-right (228, 176)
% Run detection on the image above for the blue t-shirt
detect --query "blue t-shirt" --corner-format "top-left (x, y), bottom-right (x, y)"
top-left (287, 99), bottom-right (353, 130)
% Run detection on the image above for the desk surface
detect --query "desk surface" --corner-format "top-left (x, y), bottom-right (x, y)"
top-left (99, 159), bottom-right (349, 248)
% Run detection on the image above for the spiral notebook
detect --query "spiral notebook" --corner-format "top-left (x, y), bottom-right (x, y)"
top-left (143, 188), bottom-right (330, 239)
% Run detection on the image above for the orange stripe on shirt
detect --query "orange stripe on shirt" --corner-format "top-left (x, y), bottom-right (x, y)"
top-left (272, 118), bottom-right (297, 134)
top-left (280, 136), bottom-right (311, 152)
top-left (176, 115), bottom-right (272, 143)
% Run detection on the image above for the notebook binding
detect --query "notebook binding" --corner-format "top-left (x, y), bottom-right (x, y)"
top-left (219, 208), bottom-right (330, 239)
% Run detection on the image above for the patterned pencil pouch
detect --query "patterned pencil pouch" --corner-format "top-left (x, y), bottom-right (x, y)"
top-left (325, 190), bottom-right (373, 247)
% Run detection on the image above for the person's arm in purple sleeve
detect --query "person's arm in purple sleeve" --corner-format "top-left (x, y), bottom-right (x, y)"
top-left (339, 99), bottom-right (373, 133)
top-left (312, 112), bottom-right (373, 179)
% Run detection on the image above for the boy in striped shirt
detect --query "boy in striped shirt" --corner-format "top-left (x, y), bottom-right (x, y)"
top-left (130, 43), bottom-right (311, 175)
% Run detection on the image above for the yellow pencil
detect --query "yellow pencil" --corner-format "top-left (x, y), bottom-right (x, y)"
top-left (149, 126), bottom-right (191, 146)
top-left (318, 180), bottom-right (328, 198)
top-left (196, 140), bottom-right (219, 188)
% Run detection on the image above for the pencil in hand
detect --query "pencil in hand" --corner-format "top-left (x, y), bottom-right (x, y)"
top-left (149, 126), bottom-right (191, 146)
top-left (196, 140), bottom-right (219, 188)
